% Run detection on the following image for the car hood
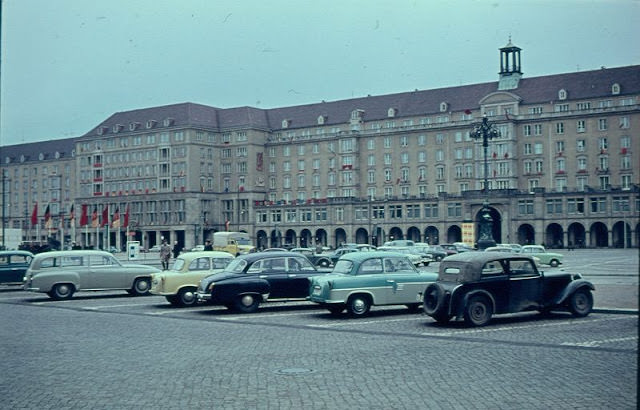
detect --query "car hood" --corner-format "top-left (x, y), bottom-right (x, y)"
top-left (200, 270), bottom-right (239, 286)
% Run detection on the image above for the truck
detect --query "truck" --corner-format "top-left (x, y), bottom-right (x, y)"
top-left (213, 232), bottom-right (256, 256)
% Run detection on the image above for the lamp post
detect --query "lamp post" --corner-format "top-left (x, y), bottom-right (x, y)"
top-left (471, 115), bottom-right (500, 250)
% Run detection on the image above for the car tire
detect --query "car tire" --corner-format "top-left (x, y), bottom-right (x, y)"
top-left (549, 259), bottom-right (560, 267)
top-left (166, 295), bottom-right (180, 306)
top-left (423, 261), bottom-right (430, 267)
top-left (346, 294), bottom-right (371, 317)
top-left (234, 294), bottom-right (260, 313)
top-left (48, 283), bottom-right (75, 300)
top-left (435, 256), bottom-right (443, 262)
top-left (568, 288), bottom-right (593, 317)
top-left (131, 278), bottom-right (151, 296)
top-left (423, 284), bottom-right (445, 316)
top-left (177, 287), bottom-right (198, 307)
top-left (464, 295), bottom-right (493, 327)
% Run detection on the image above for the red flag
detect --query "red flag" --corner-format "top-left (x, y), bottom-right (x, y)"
top-left (91, 206), bottom-right (98, 228)
top-left (112, 207), bottom-right (120, 229)
top-left (101, 206), bottom-right (109, 227)
top-left (123, 205), bottom-right (129, 228)
top-left (31, 202), bottom-right (38, 226)
top-left (44, 205), bottom-right (52, 229)
top-left (80, 204), bottom-right (88, 227)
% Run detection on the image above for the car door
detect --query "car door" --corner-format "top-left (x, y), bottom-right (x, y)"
top-left (284, 256), bottom-right (318, 298)
top-left (88, 254), bottom-right (127, 289)
top-left (1, 254), bottom-right (32, 283)
top-left (507, 258), bottom-right (543, 312)
top-left (382, 256), bottom-right (424, 305)
top-left (257, 256), bottom-right (290, 299)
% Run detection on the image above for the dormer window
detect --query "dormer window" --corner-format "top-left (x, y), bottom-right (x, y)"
top-left (387, 108), bottom-right (397, 118)
top-left (113, 124), bottom-right (124, 133)
top-left (4, 157), bottom-right (10, 164)
top-left (558, 89), bottom-right (568, 100)
top-left (146, 120), bottom-right (157, 129)
top-left (20, 155), bottom-right (25, 163)
top-left (317, 115), bottom-right (327, 125)
top-left (55, 152), bottom-right (60, 159)
top-left (129, 122), bottom-right (140, 131)
top-left (97, 126), bottom-right (108, 136)
top-left (163, 118), bottom-right (174, 127)
top-left (350, 109), bottom-right (364, 122)
top-left (38, 153), bottom-right (44, 160)
top-left (612, 83), bottom-right (621, 95)
top-left (440, 102), bottom-right (449, 112)
top-left (282, 119), bottom-right (291, 128)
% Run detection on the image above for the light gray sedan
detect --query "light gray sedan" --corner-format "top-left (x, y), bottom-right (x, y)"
top-left (23, 250), bottom-right (160, 300)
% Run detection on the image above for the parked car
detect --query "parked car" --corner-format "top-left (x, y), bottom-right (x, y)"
top-left (309, 251), bottom-right (438, 317)
top-left (191, 245), bottom-right (205, 252)
top-left (438, 244), bottom-right (459, 256)
top-left (196, 251), bottom-right (323, 313)
top-left (150, 251), bottom-right (234, 306)
top-left (521, 245), bottom-right (563, 267)
top-left (23, 250), bottom-right (161, 300)
top-left (498, 243), bottom-right (523, 253)
top-left (0, 250), bottom-right (34, 285)
top-left (453, 242), bottom-right (475, 252)
top-left (484, 246), bottom-right (515, 253)
top-left (423, 252), bottom-right (594, 327)
top-left (148, 245), bottom-right (161, 252)
top-left (377, 246), bottom-right (423, 267)
top-left (311, 247), bottom-right (359, 268)
top-left (415, 243), bottom-right (447, 262)
top-left (408, 247), bottom-right (434, 266)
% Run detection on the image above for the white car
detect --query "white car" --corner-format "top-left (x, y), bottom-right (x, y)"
top-left (377, 246), bottom-right (423, 267)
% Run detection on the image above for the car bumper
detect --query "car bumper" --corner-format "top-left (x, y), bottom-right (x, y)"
top-left (196, 292), bottom-right (211, 302)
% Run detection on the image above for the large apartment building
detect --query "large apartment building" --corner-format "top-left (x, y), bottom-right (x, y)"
top-left (1, 42), bottom-right (639, 250)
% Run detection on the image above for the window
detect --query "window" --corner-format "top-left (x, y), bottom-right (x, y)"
top-left (598, 118), bottom-right (608, 131)
top-left (518, 200), bottom-right (534, 215)
top-left (576, 139), bottom-right (585, 152)
top-left (590, 197), bottom-right (607, 213)
top-left (577, 120), bottom-right (586, 133)
top-left (567, 198), bottom-right (585, 214)
top-left (556, 123), bottom-right (564, 134)
top-left (447, 203), bottom-right (461, 217)
top-left (546, 199), bottom-right (563, 214)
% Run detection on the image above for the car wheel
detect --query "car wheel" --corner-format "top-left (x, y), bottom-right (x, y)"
top-left (165, 295), bottom-right (180, 306)
top-left (132, 278), bottom-right (151, 296)
top-left (423, 261), bottom-right (430, 267)
top-left (435, 256), bottom-right (443, 262)
top-left (177, 287), bottom-right (198, 307)
top-left (568, 288), bottom-right (593, 317)
top-left (234, 294), bottom-right (260, 313)
top-left (346, 295), bottom-right (371, 317)
top-left (317, 259), bottom-right (330, 268)
top-left (328, 305), bottom-right (344, 316)
top-left (49, 283), bottom-right (75, 300)
top-left (549, 259), bottom-right (560, 267)
top-left (423, 284), bottom-right (445, 316)
top-left (464, 295), bottom-right (493, 326)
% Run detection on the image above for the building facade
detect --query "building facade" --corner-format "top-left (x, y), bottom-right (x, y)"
top-left (1, 43), bottom-right (639, 250)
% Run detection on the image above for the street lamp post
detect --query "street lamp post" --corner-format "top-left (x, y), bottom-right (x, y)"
top-left (471, 115), bottom-right (500, 250)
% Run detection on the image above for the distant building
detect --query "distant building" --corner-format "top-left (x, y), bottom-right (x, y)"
top-left (1, 41), bottom-right (638, 250)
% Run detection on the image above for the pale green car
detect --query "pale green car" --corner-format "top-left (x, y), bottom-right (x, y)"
top-left (150, 251), bottom-right (234, 306)
top-left (309, 251), bottom-right (438, 317)
top-left (521, 245), bottom-right (563, 267)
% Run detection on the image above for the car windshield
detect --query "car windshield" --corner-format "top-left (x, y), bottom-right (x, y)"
top-left (172, 259), bottom-right (185, 271)
top-left (226, 258), bottom-right (248, 273)
top-left (332, 260), bottom-right (355, 274)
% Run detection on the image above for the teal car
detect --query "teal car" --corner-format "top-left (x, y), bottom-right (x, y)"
top-left (309, 251), bottom-right (438, 317)
top-left (521, 245), bottom-right (563, 267)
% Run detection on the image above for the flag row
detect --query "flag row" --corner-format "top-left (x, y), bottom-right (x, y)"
top-left (30, 203), bottom-right (130, 229)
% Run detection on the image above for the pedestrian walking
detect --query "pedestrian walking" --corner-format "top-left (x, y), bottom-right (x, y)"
top-left (160, 240), bottom-right (171, 270)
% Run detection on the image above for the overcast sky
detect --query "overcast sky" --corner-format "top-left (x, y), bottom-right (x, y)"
top-left (1, 0), bottom-right (638, 146)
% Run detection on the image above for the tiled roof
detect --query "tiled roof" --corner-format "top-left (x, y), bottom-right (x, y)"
top-left (1, 137), bottom-right (76, 164)
top-left (67, 64), bottom-right (640, 138)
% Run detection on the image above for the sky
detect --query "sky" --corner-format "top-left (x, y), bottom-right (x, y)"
top-left (1, 0), bottom-right (639, 146)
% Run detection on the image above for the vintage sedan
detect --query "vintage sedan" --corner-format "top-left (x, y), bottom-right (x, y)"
top-left (377, 246), bottom-right (423, 267)
top-left (150, 251), bottom-right (234, 306)
top-left (197, 251), bottom-right (323, 313)
top-left (309, 251), bottom-right (438, 317)
top-left (423, 252), bottom-right (594, 327)
top-left (0, 250), bottom-right (34, 285)
top-left (23, 250), bottom-right (161, 300)
top-left (521, 245), bottom-right (563, 267)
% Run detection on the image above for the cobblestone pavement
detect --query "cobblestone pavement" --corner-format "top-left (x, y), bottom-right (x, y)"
top-left (0, 248), bottom-right (636, 409)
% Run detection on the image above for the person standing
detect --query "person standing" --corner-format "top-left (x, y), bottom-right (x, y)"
top-left (172, 241), bottom-right (181, 259)
top-left (204, 240), bottom-right (213, 251)
top-left (160, 240), bottom-right (171, 270)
